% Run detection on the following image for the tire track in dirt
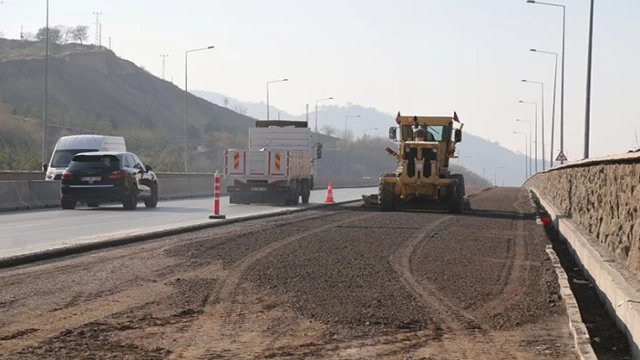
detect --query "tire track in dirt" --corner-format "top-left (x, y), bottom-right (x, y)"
top-left (0, 209), bottom-right (352, 357)
top-left (476, 190), bottom-right (531, 317)
top-left (389, 216), bottom-right (483, 331)
top-left (167, 210), bottom-right (379, 359)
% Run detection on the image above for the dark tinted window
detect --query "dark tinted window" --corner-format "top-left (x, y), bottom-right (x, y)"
top-left (51, 149), bottom-right (98, 168)
top-left (68, 155), bottom-right (120, 170)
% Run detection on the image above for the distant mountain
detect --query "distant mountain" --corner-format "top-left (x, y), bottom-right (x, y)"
top-left (194, 90), bottom-right (533, 186)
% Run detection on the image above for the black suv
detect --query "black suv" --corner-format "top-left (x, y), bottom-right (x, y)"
top-left (60, 152), bottom-right (159, 210)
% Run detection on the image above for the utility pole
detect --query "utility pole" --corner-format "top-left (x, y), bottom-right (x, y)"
top-left (160, 54), bottom-right (169, 80)
top-left (93, 12), bottom-right (102, 46)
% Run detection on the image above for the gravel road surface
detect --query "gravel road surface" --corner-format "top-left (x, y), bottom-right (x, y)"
top-left (0, 187), bottom-right (578, 359)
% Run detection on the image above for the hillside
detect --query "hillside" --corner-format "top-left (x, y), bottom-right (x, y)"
top-left (0, 39), bottom-right (255, 134)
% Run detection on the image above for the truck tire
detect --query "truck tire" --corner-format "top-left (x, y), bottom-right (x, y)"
top-left (301, 180), bottom-right (311, 204)
top-left (286, 181), bottom-right (299, 205)
top-left (378, 181), bottom-right (395, 211)
top-left (447, 182), bottom-right (463, 214)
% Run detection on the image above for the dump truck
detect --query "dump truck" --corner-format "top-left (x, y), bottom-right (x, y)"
top-left (224, 120), bottom-right (321, 205)
top-left (363, 112), bottom-right (470, 213)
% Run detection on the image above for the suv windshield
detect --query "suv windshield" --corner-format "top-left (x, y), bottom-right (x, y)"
top-left (68, 154), bottom-right (120, 170)
top-left (51, 149), bottom-right (99, 168)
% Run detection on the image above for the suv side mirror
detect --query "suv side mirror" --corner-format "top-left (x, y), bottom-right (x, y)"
top-left (454, 129), bottom-right (462, 143)
top-left (42, 163), bottom-right (49, 171)
top-left (316, 143), bottom-right (323, 159)
top-left (145, 165), bottom-right (153, 172)
top-left (389, 127), bottom-right (397, 141)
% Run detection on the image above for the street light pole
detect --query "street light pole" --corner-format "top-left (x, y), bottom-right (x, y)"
top-left (519, 101), bottom-right (538, 173)
top-left (584, 0), bottom-right (595, 159)
top-left (315, 97), bottom-right (334, 134)
top-left (266, 78), bottom-right (289, 121)
top-left (527, 1), bottom-right (566, 164)
top-left (522, 80), bottom-right (546, 171)
top-left (514, 131), bottom-right (528, 179)
top-left (531, 49), bottom-right (558, 168)
top-left (184, 46), bottom-right (214, 173)
top-left (342, 115), bottom-right (361, 178)
top-left (516, 119), bottom-right (533, 176)
top-left (42, 0), bottom-right (50, 169)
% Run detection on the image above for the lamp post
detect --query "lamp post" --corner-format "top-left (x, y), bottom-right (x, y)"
top-left (522, 79), bottom-right (546, 171)
top-left (527, 0), bottom-right (566, 164)
top-left (494, 167), bottom-right (504, 187)
top-left (266, 79), bottom-right (288, 120)
top-left (42, 0), bottom-right (49, 169)
top-left (184, 45), bottom-right (214, 173)
top-left (516, 119), bottom-right (533, 176)
top-left (315, 97), bottom-right (333, 134)
top-left (519, 101), bottom-right (538, 173)
top-left (584, 0), bottom-right (595, 159)
top-left (531, 49), bottom-right (558, 168)
top-left (514, 131), bottom-right (528, 179)
top-left (363, 128), bottom-right (377, 178)
top-left (342, 115), bottom-right (361, 178)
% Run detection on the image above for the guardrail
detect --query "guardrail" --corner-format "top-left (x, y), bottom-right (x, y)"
top-left (0, 173), bottom-right (378, 212)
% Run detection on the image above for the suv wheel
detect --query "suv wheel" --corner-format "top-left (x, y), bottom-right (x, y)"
top-left (145, 184), bottom-right (159, 208)
top-left (122, 186), bottom-right (138, 210)
top-left (61, 200), bottom-right (76, 210)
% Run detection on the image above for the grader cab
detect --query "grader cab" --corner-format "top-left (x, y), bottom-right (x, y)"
top-left (363, 112), bottom-right (470, 212)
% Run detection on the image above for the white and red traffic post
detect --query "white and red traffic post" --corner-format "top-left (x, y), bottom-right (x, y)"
top-left (209, 171), bottom-right (226, 219)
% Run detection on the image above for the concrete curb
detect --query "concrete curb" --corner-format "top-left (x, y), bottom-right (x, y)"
top-left (544, 245), bottom-right (598, 360)
top-left (0, 199), bottom-right (362, 270)
top-left (530, 187), bottom-right (640, 359)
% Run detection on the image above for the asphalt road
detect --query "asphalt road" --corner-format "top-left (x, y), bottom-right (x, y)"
top-left (0, 187), bottom-right (579, 359)
top-left (0, 187), bottom-right (376, 259)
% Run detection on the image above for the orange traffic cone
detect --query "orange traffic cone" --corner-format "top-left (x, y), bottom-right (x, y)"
top-left (324, 181), bottom-right (335, 203)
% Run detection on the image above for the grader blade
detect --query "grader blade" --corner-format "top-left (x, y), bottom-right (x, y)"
top-left (362, 194), bottom-right (380, 208)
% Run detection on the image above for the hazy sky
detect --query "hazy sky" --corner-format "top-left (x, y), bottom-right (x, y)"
top-left (1, 0), bottom-right (638, 159)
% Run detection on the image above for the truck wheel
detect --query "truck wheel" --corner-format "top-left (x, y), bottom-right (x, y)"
top-left (378, 181), bottom-right (395, 211)
top-left (286, 181), bottom-right (299, 205)
top-left (447, 183), bottom-right (463, 214)
top-left (301, 180), bottom-right (311, 204)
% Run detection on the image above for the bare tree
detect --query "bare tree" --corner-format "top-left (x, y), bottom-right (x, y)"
top-left (232, 104), bottom-right (248, 116)
top-left (68, 25), bottom-right (89, 44)
top-left (22, 32), bottom-right (36, 41)
top-left (0, 31), bottom-right (5, 38)
top-left (320, 124), bottom-right (338, 137)
top-left (56, 26), bottom-right (70, 44)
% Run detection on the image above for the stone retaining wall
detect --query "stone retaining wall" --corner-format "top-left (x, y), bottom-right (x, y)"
top-left (525, 153), bottom-right (640, 275)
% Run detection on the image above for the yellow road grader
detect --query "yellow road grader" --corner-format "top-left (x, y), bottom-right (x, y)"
top-left (363, 112), bottom-right (470, 213)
